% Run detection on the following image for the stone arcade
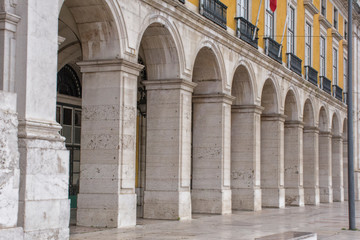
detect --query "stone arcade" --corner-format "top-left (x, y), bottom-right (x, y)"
top-left (0, 0), bottom-right (360, 239)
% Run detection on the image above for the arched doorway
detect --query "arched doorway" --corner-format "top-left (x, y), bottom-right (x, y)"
top-left (331, 113), bottom-right (344, 202)
top-left (56, 64), bottom-right (82, 225)
top-left (283, 90), bottom-right (304, 206)
top-left (230, 65), bottom-right (260, 211)
top-left (260, 79), bottom-right (284, 208)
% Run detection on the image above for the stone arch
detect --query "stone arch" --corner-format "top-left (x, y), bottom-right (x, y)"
top-left (318, 106), bottom-right (329, 132)
top-left (284, 89), bottom-right (299, 121)
top-left (303, 99), bottom-right (315, 127)
top-left (231, 61), bottom-right (255, 105)
top-left (192, 40), bottom-right (226, 93)
top-left (58, 0), bottom-right (121, 62)
top-left (136, 14), bottom-right (186, 80)
top-left (331, 113), bottom-right (341, 136)
top-left (261, 78), bottom-right (279, 114)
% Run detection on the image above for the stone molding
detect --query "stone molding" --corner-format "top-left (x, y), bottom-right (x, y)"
top-left (319, 15), bottom-right (332, 29)
top-left (143, 79), bottom-right (197, 93)
top-left (77, 59), bottom-right (143, 76)
top-left (332, 135), bottom-right (343, 140)
top-left (284, 120), bottom-right (305, 128)
top-left (0, 12), bottom-right (20, 32)
top-left (303, 0), bottom-right (319, 16)
top-left (192, 93), bottom-right (235, 104)
top-left (18, 119), bottom-right (64, 142)
top-left (303, 126), bottom-right (319, 133)
top-left (261, 113), bottom-right (286, 122)
top-left (332, 27), bottom-right (343, 41)
top-left (231, 104), bottom-right (264, 114)
top-left (319, 131), bottom-right (332, 137)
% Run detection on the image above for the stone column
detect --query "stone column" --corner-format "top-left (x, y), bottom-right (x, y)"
top-left (0, 2), bottom-right (23, 239)
top-left (343, 140), bottom-right (348, 201)
top-left (192, 94), bottom-right (234, 214)
top-left (76, 59), bottom-right (142, 228)
top-left (332, 135), bottom-right (344, 202)
top-left (15, 1), bottom-right (70, 239)
top-left (261, 114), bottom-right (285, 208)
top-left (231, 105), bottom-right (263, 211)
top-left (284, 121), bottom-right (305, 206)
top-left (143, 79), bottom-right (196, 220)
top-left (319, 131), bottom-right (333, 203)
top-left (303, 127), bottom-right (320, 205)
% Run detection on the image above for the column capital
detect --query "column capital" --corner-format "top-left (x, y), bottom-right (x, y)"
top-left (319, 131), bottom-right (332, 137)
top-left (231, 104), bottom-right (264, 114)
top-left (261, 113), bottom-right (286, 122)
top-left (303, 126), bottom-right (319, 133)
top-left (0, 12), bottom-right (20, 32)
top-left (18, 119), bottom-right (64, 142)
top-left (285, 120), bottom-right (305, 128)
top-left (77, 59), bottom-right (143, 76)
top-left (332, 135), bottom-right (343, 140)
top-left (143, 79), bottom-right (197, 93)
top-left (192, 93), bottom-right (235, 104)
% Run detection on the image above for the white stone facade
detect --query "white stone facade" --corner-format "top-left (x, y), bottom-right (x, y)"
top-left (0, 0), bottom-right (359, 239)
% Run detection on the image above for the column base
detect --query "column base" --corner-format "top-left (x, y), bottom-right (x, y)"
top-left (0, 227), bottom-right (23, 240)
top-left (77, 193), bottom-right (136, 228)
top-left (285, 187), bottom-right (305, 206)
top-left (192, 189), bottom-right (231, 214)
top-left (23, 228), bottom-right (68, 240)
top-left (304, 187), bottom-right (320, 205)
top-left (262, 188), bottom-right (285, 208)
top-left (143, 191), bottom-right (191, 220)
top-left (320, 187), bottom-right (333, 203)
top-left (232, 188), bottom-right (261, 211)
top-left (333, 187), bottom-right (344, 202)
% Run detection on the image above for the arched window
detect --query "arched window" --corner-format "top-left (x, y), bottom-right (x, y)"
top-left (57, 65), bottom-right (82, 98)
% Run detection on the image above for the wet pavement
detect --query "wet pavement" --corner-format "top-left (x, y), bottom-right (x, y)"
top-left (70, 202), bottom-right (360, 240)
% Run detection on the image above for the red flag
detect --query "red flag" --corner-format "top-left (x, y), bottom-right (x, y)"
top-left (270, 0), bottom-right (277, 12)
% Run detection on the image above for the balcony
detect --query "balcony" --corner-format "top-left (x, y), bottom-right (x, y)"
top-left (343, 92), bottom-right (348, 105)
top-left (333, 85), bottom-right (343, 101)
top-left (235, 17), bottom-right (259, 49)
top-left (305, 66), bottom-right (318, 86)
top-left (264, 37), bottom-right (282, 63)
top-left (320, 76), bottom-right (331, 95)
top-left (178, 0), bottom-right (185, 3)
top-left (200, 0), bottom-right (227, 29)
top-left (287, 53), bottom-right (302, 76)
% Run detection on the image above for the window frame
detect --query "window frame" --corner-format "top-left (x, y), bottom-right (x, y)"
top-left (287, 6), bottom-right (295, 54)
top-left (237, 0), bottom-right (249, 20)
top-left (305, 22), bottom-right (312, 66)
top-left (344, 20), bottom-right (348, 40)
top-left (265, 0), bottom-right (275, 38)
top-left (320, 36), bottom-right (326, 77)
top-left (344, 57), bottom-right (348, 92)
top-left (334, 7), bottom-right (338, 29)
top-left (321, 0), bottom-right (326, 16)
top-left (333, 47), bottom-right (338, 85)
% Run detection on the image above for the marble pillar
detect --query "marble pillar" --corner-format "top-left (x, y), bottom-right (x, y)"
top-left (284, 121), bottom-right (305, 206)
top-left (192, 94), bottom-right (234, 214)
top-left (319, 131), bottom-right (333, 203)
top-left (260, 114), bottom-right (285, 208)
top-left (303, 127), bottom-right (320, 205)
top-left (231, 105), bottom-right (263, 211)
top-left (143, 79), bottom-right (196, 220)
top-left (77, 59), bottom-right (142, 228)
top-left (332, 135), bottom-right (344, 202)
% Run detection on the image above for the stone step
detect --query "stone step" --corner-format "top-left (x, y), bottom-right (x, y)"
top-left (255, 231), bottom-right (317, 240)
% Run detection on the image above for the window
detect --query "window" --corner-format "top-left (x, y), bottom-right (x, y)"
top-left (334, 8), bottom-right (338, 29)
top-left (344, 58), bottom-right (348, 91)
top-left (320, 36), bottom-right (326, 76)
top-left (305, 23), bottom-right (312, 66)
top-left (321, 0), bottom-right (326, 16)
top-left (287, 6), bottom-right (295, 54)
top-left (265, 0), bottom-right (275, 38)
top-left (237, 0), bottom-right (249, 19)
top-left (344, 20), bottom-right (348, 40)
top-left (333, 48), bottom-right (338, 85)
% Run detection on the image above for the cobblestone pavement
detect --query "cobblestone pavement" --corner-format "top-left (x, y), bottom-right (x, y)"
top-left (70, 202), bottom-right (360, 240)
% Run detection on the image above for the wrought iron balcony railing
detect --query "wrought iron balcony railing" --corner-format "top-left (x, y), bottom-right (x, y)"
top-left (179, 0), bottom-right (185, 3)
top-left (200, 0), bottom-right (227, 29)
top-left (287, 53), bottom-right (302, 76)
top-left (235, 17), bottom-right (259, 49)
top-left (320, 76), bottom-right (331, 95)
top-left (264, 37), bottom-right (282, 63)
top-left (332, 85), bottom-right (343, 101)
top-left (305, 66), bottom-right (318, 86)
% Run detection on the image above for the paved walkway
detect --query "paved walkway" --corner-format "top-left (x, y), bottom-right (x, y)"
top-left (70, 202), bottom-right (360, 240)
